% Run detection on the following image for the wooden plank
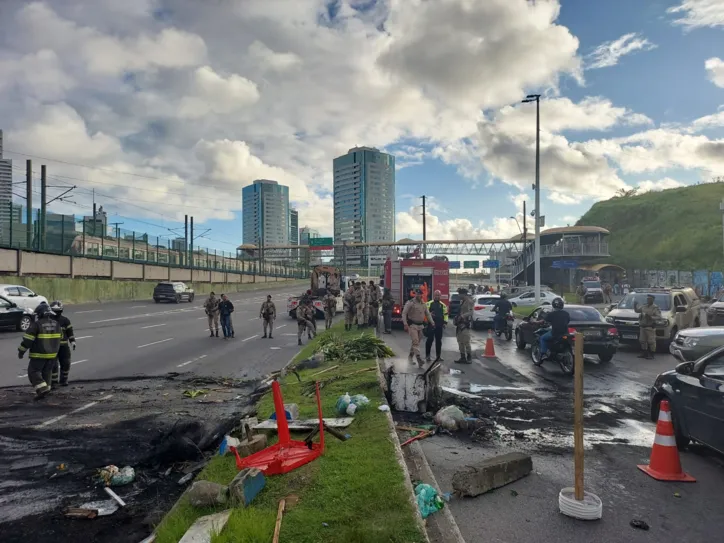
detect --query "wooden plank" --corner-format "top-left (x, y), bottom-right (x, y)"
top-left (254, 417), bottom-right (354, 431)
top-left (272, 498), bottom-right (286, 543)
top-left (574, 332), bottom-right (585, 501)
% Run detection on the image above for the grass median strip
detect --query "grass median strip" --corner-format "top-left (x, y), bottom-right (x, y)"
top-left (154, 322), bottom-right (425, 543)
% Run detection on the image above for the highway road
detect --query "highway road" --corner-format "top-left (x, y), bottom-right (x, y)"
top-left (0, 284), bottom-right (309, 388)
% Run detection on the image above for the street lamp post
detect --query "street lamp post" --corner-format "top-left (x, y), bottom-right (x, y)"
top-left (509, 200), bottom-right (528, 286)
top-left (522, 94), bottom-right (541, 303)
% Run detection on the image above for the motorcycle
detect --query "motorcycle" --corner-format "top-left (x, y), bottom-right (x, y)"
top-left (494, 312), bottom-right (514, 341)
top-left (531, 327), bottom-right (575, 374)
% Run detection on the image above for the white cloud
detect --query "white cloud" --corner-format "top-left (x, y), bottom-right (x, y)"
top-left (637, 178), bottom-right (686, 193)
top-left (178, 66), bottom-right (260, 119)
top-left (247, 40), bottom-right (302, 72)
top-left (667, 0), bottom-right (724, 29)
top-left (396, 206), bottom-right (527, 241)
top-left (705, 57), bottom-right (724, 88)
top-left (587, 33), bottom-right (657, 70)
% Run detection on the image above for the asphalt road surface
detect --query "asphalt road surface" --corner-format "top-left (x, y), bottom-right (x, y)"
top-left (386, 321), bottom-right (724, 543)
top-left (0, 285), bottom-right (310, 388)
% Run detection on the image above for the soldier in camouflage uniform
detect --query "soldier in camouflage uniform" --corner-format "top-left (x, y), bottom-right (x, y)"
top-left (454, 287), bottom-right (474, 364)
top-left (354, 282), bottom-right (366, 328)
top-left (259, 295), bottom-right (276, 338)
top-left (297, 299), bottom-right (316, 346)
top-left (343, 287), bottom-right (356, 331)
top-left (634, 294), bottom-right (661, 359)
top-left (368, 280), bottom-right (380, 328)
top-left (323, 291), bottom-right (337, 330)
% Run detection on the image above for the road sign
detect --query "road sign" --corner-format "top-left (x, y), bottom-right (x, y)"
top-left (463, 260), bottom-right (479, 269)
top-left (551, 260), bottom-right (578, 269)
top-left (483, 260), bottom-right (500, 269)
top-left (449, 261), bottom-right (461, 269)
top-left (308, 237), bottom-right (333, 250)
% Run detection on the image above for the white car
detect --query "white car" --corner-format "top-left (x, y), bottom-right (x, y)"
top-left (509, 290), bottom-right (559, 308)
top-left (472, 294), bottom-right (501, 329)
top-left (0, 284), bottom-right (48, 311)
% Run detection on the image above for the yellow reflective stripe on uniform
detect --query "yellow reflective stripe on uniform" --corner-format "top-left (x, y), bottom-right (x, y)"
top-left (18, 346), bottom-right (27, 352)
top-left (37, 333), bottom-right (62, 339)
top-left (23, 334), bottom-right (36, 340)
top-left (29, 352), bottom-right (58, 359)
top-left (60, 340), bottom-right (69, 344)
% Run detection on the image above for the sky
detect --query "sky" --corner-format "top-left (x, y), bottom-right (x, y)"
top-left (0, 0), bottom-right (722, 255)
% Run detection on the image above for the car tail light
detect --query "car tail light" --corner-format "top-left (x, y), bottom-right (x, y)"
top-left (474, 305), bottom-right (484, 310)
top-left (393, 306), bottom-right (401, 314)
top-left (506, 315), bottom-right (515, 321)
top-left (568, 327), bottom-right (577, 334)
top-left (607, 327), bottom-right (618, 336)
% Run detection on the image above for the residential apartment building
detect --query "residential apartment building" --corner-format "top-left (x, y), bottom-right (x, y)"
top-left (242, 179), bottom-right (290, 252)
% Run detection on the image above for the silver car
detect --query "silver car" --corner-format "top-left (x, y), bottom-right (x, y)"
top-left (670, 327), bottom-right (724, 361)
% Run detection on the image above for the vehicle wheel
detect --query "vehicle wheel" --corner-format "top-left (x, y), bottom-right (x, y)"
top-left (505, 328), bottom-right (513, 341)
top-left (598, 351), bottom-right (614, 363)
top-left (531, 343), bottom-right (544, 366)
top-left (515, 329), bottom-right (526, 350)
top-left (18, 315), bottom-right (32, 332)
top-left (559, 350), bottom-right (574, 374)
top-left (175, 295), bottom-right (181, 304)
top-left (154, 298), bottom-right (160, 304)
top-left (188, 294), bottom-right (195, 303)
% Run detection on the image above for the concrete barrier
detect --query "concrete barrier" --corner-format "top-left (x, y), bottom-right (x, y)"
top-left (0, 248), bottom-right (17, 273)
top-left (170, 268), bottom-right (192, 281)
top-left (73, 258), bottom-right (112, 278)
top-left (20, 252), bottom-right (71, 276)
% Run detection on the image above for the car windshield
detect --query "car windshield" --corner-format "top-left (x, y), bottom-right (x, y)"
top-left (477, 297), bottom-right (498, 305)
top-left (617, 293), bottom-right (671, 311)
top-left (565, 307), bottom-right (604, 322)
top-left (450, 294), bottom-right (460, 302)
top-left (583, 281), bottom-right (601, 289)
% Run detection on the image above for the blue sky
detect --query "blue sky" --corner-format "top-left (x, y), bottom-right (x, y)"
top-left (0, 0), bottom-right (723, 253)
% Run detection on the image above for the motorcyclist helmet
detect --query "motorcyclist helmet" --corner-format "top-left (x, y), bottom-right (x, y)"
top-left (552, 297), bottom-right (564, 310)
top-left (50, 300), bottom-right (64, 314)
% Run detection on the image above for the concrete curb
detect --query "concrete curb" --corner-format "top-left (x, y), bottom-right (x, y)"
top-left (375, 357), bottom-right (431, 543)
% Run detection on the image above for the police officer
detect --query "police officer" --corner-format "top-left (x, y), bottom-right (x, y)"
top-left (297, 299), bottom-right (316, 345)
top-left (259, 295), bottom-right (276, 338)
top-left (19, 304), bottom-right (62, 398)
top-left (454, 287), bottom-right (474, 364)
top-left (323, 291), bottom-right (336, 330)
top-left (635, 294), bottom-right (661, 359)
top-left (49, 301), bottom-right (75, 386)
top-left (402, 289), bottom-right (434, 365)
top-left (343, 286), bottom-right (356, 331)
top-left (204, 292), bottom-right (220, 337)
top-left (368, 280), bottom-right (380, 328)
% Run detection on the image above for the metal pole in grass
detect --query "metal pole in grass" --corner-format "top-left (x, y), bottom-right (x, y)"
top-left (559, 333), bottom-right (602, 520)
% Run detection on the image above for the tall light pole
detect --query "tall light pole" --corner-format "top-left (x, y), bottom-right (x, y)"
top-left (522, 94), bottom-right (541, 303)
top-left (510, 200), bottom-right (528, 286)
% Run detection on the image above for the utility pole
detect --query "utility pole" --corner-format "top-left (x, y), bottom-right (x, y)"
top-left (92, 189), bottom-right (96, 238)
top-left (190, 216), bottom-right (194, 270)
top-left (40, 165), bottom-right (47, 251)
top-left (523, 94), bottom-right (541, 303)
top-left (523, 200), bottom-right (528, 286)
top-left (111, 222), bottom-right (123, 258)
top-left (25, 160), bottom-right (32, 248)
top-left (421, 195), bottom-right (427, 259)
top-left (184, 214), bottom-right (188, 267)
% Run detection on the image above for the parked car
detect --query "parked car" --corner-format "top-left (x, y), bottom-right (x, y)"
top-left (706, 295), bottom-right (724, 326)
top-left (472, 295), bottom-right (501, 330)
top-left (153, 282), bottom-right (195, 303)
top-left (0, 284), bottom-right (48, 311)
top-left (509, 290), bottom-right (559, 308)
top-left (650, 345), bottom-right (724, 453)
top-left (606, 287), bottom-right (701, 348)
top-left (0, 295), bottom-right (33, 332)
top-left (515, 304), bottom-right (619, 363)
top-left (670, 327), bottom-right (724, 361)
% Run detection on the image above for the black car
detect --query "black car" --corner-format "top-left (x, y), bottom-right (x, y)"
top-left (449, 293), bottom-right (461, 318)
top-left (650, 345), bottom-right (724, 454)
top-left (0, 295), bottom-right (33, 332)
top-left (153, 282), bottom-right (195, 303)
top-left (515, 304), bottom-right (618, 363)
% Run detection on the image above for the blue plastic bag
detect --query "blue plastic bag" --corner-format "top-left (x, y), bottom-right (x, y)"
top-left (415, 483), bottom-right (444, 519)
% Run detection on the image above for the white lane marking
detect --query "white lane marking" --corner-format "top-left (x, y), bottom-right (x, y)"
top-left (248, 317), bottom-right (257, 321)
top-left (275, 324), bottom-right (287, 330)
top-left (197, 316), bottom-right (207, 320)
top-left (35, 394), bottom-right (113, 429)
top-left (89, 308), bottom-right (189, 324)
top-left (283, 333), bottom-right (296, 336)
top-left (18, 359), bottom-right (88, 378)
top-left (74, 336), bottom-right (93, 340)
top-left (141, 324), bottom-right (166, 329)
top-left (74, 309), bottom-right (103, 314)
top-left (242, 335), bottom-right (258, 341)
top-left (131, 305), bottom-right (147, 309)
top-left (137, 338), bottom-right (174, 349)
top-left (177, 354), bottom-right (208, 368)
top-left (270, 347), bottom-right (281, 350)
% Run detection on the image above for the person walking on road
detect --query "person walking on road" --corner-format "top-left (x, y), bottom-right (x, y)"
top-left (343, 287), bottom-right (356, 331)
top-left (576, 281), bottom-right (587, 304)
top-left (603, 282), bottom-right (613, 304)
top-left (218, 294), bottom-right (235, 340)
top-left (18, 305), bottom-right (62, 398)
top-left (323, 291), bottom-right (336, 330)
top-left (49, 301), bottom-right (75, 387)
top-left (454, 287), bottom-right (474, 364)
top-left (402, 289), bottom-right (434, 365)
top-left (381, 288), bottom-right (394, 334)
top-left (635, 294), bottom-right (660, 359)
top-left (260, 295), bottom-right (276, 338)
top-left (204, 292), bottom-right (220, 337)
top-left (425, 290), bottom-right (448, 362)
top-left (368, 280), bottom-right (380, 328)
top-left (297, 299), bottom-right (316, 346)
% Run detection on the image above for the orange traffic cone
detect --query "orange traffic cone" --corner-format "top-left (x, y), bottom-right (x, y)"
top-left (483, 329), bottom-right (496, 358)
top-left (637, 400), bottom-right (695, 482)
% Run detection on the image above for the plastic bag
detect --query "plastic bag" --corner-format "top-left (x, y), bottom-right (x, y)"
top-left (336, 393), bottom-right (352, 415)
top-left (97, 465), bottom-right (135, 487)
top-left (415, 483), bottom-right (444, 519)
top-left (336, 393), bottom-right (370, 416)
top-left (218, 435), bottom-right (241, 456)
top-left (434, 405), bottom-right (466, 431)
top-left (350, 395), bottom-right (369, 408)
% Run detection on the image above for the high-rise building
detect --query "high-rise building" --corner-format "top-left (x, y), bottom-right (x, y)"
top-left (289, 208), bottom-right (299, 259)
top-left (242, 179), bottom-right (290, 249)
top-left (299, 226), bottom-right (320, 246)
top-left (83, 206), bottom-right (108, 237)
top-left (0, 130), bottom-right (13, 243)
top-left (333, 146), bottom-right (395, 263)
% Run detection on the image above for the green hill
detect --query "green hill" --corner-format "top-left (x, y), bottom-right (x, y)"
top-left (576, 183), bottom-right (724, 271)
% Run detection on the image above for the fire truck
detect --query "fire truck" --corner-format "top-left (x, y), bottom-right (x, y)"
top-left (384, 259), bottom-right (450, 327)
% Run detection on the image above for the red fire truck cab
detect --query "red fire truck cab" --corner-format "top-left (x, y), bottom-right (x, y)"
top-left (384, 259), bottom-right (450, 327)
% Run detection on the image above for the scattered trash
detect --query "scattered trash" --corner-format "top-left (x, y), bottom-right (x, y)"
top-left (229, 468), bottom-right (266, 507)
top-left (270, 403), bottom-right (300, 421)
top-left (76, 499), bottom-right (120, 517)
top-left (336, 393), bottom-right (369, 416)
top-left (239, 417), bottom-right (259, 439)
top-left (183, 389), bottom-right (209, 399)
top-left (316, 334), bottom-right (394, 363)
top-left (178, 472), bottom-right (194, 485)
top-left (630, 519), bottom-right (650, 531)
top-left (449, 368), bottom-right (463, 375)
top-left (64, 507), bottom-right (99, 519)
top-left (378, 404), bottom-right (390, 412)
top-left (97, 465), bottom-right (135, 487)
top-left (179, 510), bottom-right (231, 543)
top-left (415, 483), bottom-right (444, 519)
top-left (219, 435), bottom-right (242, 456)
top-left (434, 405), bottom-right (467, 431)
top-left (322, 522), bottom-right (329, 527)
top-left (103, 487), bottom-right (127, 507)
top-left (254, 417), bottom-right (354, 431)
top-left (401, 430), bottom-right (434, 447)
top-left (510, 490), bottom-right (519, 497)
top-left (673, 492), bottom-right (681, 498)
top-left (187, 481), bottom-right (229, 507)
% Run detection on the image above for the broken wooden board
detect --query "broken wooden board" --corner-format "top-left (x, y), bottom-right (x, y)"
top-left (179, 510), bottom-right (232, 543)
top-left (253, 417), bottom-right (354, 431)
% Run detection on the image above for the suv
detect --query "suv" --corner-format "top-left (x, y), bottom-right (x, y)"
top-left (580, 278), bottom-right (603, 304)
top-left (153, 282), bottom-right (195, 304)
top-left (606, 287), bottom-right (701, 348)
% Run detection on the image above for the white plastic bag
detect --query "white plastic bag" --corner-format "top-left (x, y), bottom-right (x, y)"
top-left (434, 405), bottom-right (466, 431)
